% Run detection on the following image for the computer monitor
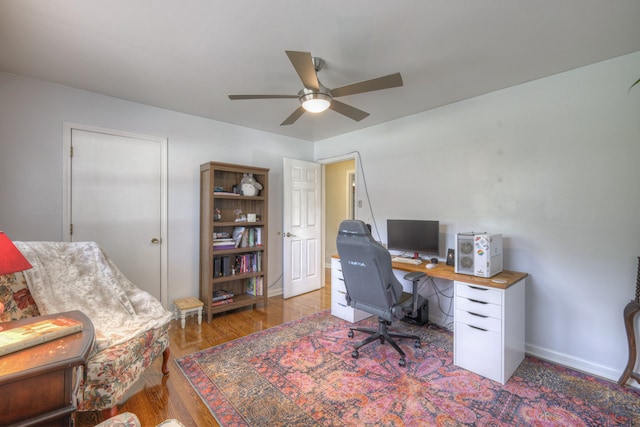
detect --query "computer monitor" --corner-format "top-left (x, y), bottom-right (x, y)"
top-left (387, 219), bottom-right (440, 258)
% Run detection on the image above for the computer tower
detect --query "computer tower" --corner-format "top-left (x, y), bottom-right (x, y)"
top-left (455, 232), bottom-right (503, 277)
top-left (402, 300), bottom-right (429, 326)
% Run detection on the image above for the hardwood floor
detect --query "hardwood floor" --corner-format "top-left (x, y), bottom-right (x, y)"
top-left (76, 271), bottom-right (332, 427)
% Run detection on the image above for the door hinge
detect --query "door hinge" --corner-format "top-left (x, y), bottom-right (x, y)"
top-left (70, 224), bottom-right (73, 235)
top-left (70, 146), bottom-right (73, 157)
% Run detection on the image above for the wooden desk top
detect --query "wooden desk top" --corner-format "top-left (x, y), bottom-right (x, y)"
top-left (333, 255), bottom-right (527, 289)
top-left (0, 310), bottom-right (95, 384)
top-left (390, 261), bottom-right (527, 289)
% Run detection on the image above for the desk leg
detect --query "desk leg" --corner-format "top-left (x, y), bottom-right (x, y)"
top-left (618, 300), bottom-right (640, 386)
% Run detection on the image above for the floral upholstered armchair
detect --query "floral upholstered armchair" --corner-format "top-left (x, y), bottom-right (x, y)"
top-left (0, 241), bottom-right (173, 418)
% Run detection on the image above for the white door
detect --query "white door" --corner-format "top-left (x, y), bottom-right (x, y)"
top-left (283, 158), bottom-right (322, 298)
top-left (64, 125), bottom-right (168, 305)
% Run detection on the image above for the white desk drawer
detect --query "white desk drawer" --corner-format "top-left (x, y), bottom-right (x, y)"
top-left (455, 309), bottom-right (501, 333)
top-left (454, 321), bottom-right (502, 382)
top-left (456, 296), bottom-right (502, 319)
top-left (331, 292), bottom-right (371, 322)
top-left (455, 282), bottom-right (502, 305)
top-left (331, 257), bottom-right (341, 273)
top-left (333, 288), bottom-right (349, 305)
top-left (331, 274), bottom-right (346, 293)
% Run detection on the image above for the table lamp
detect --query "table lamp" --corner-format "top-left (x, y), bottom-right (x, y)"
top-left (0, 231), bottom-right (33, 320)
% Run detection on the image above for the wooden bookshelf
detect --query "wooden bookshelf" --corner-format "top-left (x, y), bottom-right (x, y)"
top-left (200, 162), bottom-right (269, 322)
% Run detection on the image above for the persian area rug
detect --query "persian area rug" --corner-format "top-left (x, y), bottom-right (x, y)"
top-left (176, 310), bottom-right (640, 426)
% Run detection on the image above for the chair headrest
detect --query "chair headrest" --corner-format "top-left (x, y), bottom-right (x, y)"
top-left (338, 220), bottom-right (370, 237)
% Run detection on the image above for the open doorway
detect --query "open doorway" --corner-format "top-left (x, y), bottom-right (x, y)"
top-left (323, 156), bottom-right (356, 268)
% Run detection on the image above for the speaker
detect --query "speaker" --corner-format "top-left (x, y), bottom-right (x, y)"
top-left (402, 301), bottom-right (429, 326)
top-left (446, 249), bottom-right (455, 266)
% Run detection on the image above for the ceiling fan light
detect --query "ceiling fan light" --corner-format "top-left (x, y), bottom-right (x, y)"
top-left (301, 93), bottom-right (331, 113)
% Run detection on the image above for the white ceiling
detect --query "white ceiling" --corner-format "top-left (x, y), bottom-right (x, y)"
top-left (1, 1), bottom-right (639, 142)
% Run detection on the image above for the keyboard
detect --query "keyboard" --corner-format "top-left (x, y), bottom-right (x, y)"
top-left (391, 257), bottom-right (422, 265)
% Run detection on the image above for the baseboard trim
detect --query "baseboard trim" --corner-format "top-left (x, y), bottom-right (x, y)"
top-left (427, 316), bottom-right (635, 388)
top-left (428, 312), bottom-right (453, 331)
top-left (525, 343), bottom-right (636, 387)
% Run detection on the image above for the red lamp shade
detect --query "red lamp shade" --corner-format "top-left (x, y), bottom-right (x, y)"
top-left (0, 232), bottom-right (32, 275)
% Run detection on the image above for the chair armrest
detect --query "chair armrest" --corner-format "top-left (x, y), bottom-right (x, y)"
top-left (403, 271), bottom-right (426, 282)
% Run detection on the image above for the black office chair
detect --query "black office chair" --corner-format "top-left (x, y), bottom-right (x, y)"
top-left (336, 220), bottom-right (426, 366)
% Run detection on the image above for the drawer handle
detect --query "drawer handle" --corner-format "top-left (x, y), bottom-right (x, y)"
top-left (468, 324), bottom-right (488, 332)
top-left (468, 285), bottom-right (487, 291)
top-left (468, 311), bottom-right (488, 318)
top-left (467, 298), bottom-right (488, 305)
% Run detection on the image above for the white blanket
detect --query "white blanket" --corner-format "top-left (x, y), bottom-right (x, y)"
top-left (15, 241), bottom-right (172, 351)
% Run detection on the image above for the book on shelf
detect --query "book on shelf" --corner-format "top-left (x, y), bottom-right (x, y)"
top-left (212, 289), bottom-right (234, 302)
top-left (234, 252), bottom-right (262, 274)
top-left (213, 188), bottom-right (240, 196)
top-left (255, 227), bottom-right (262, 246)
top-left (246, 228), bottom-right (262, 248)
top-left (213, 238), bottom-right (235, 244)
top-left (248, 228), bottom-right (255, 247)
top-left (246, 276), bottom-right (264, 296)
top-left (212, 298), bottom-right (234, 307)
top-left (233, 227), bottom-right (245, 248)
top-left (214, 256), bottom-right (232, 277)
top-left (213, 238), bottom-right (236, 250)
top-left (0, 316), bottom-right (83, 357)
top-left (246, 277), bottom-right (256, 296)
top-left (231, 227), bottom-right (263, 249)
top-left (240, 228), bottom-right (249, 248)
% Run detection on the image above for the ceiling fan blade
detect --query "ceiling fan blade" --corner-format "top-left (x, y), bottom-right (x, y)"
top-left (229, 94), bottom-right (298, 100)
top-left (331, 72), bottom-right (403, 98)
top-left (329, 100), bottom-right (369, 122)
top-left (280, 106), bottom-right (306, 126)
top-left (285, 51), bottom-right (320, 91)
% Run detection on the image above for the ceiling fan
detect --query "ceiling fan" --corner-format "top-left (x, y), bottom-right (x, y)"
top-left (228, 51), bottom-right (403, 126)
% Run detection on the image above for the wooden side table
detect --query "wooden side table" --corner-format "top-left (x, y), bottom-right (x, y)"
top-left (174, 297), bottom-right (204, 328)
top-left (0, 310), bottom-right (95, 427)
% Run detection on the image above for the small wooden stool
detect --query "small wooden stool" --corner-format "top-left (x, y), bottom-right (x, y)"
top-left (174, 297), bottom-right (204, 329)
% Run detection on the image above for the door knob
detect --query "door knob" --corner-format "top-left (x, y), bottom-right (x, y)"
top-left (151, 238), bottom-right (161, 244)
top-left (285, 232), bottom-right (296, 238)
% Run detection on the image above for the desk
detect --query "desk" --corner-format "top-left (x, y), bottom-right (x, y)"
top-left (331, 256), bottom-right (528, 384)
top-left (0, 310), bottom-right (95, 426)
top-left (388, 260), bottom-right (527, 290)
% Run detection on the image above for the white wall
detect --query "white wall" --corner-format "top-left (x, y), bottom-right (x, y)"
top-left (2, 51), bottom-right (639, 383)
top-left (0, 72), bottom-right (314, 305)
top-left (316, 51), bottom-right (640, 381)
